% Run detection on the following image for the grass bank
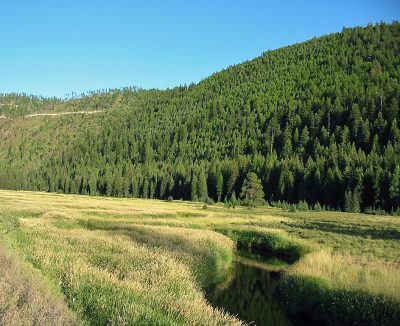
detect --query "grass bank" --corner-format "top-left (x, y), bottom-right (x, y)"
top-left (279, 251), bottom-right (400, 325)
top-left (80, 219), bottom-right (235, 287)
top-left (0, 207), bottom-right (241, 325)
top-left (211, 224), bottom-right (400, 325)
top-left (0, 241), bottom-right (77, 326)
top-left (214, 227), bottom-right (317, 262)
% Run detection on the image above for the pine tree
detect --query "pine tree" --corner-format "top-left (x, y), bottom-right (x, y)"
top-left (167, 176), bottom-right (175, 199)
top-left (142, 177), bottom-right (149, 198)
top-left (230, 191), bottom-right (238, 208)
top-left (240, 172), bottom-right (265, 207)
top-left (389, 166), bottom-right (400, 209)
top-left (191, 172), bottom-right (198, 201)
top-left (282, 124), bottom-right (293, 158)
top-left (344, 189), bottom-right (353, 212)
top-left (197, 169), bottom-right (208, 201)
top-left (344, 189), bottom-right (360, 213)
top-left (300, 126), bottom-right (310, 149)
top-left (113, 171), bottom-right (123, 197)
top-left (226, 163), bottom-right (238, 197)
top-left (352, 189), bottom-right (360, 213)
top-left (105, 169), bottom-right (113, 196)
top-left (159, 177), bottom-right (167, 199)
top-left (216, 172), bottom-right (223, 202)
top-left (1, 22), bottom-right (399, 213)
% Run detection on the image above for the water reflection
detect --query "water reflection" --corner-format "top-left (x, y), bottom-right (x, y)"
top-left (206, 249), bottom-right (291, 326)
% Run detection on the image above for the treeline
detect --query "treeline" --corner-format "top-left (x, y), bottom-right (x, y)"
top-left (0, 87), bottom-right (140, 117)
top-left (1, 22), bottom-right (399, 212)
top-left (0, 94), bottom-right (57, 117)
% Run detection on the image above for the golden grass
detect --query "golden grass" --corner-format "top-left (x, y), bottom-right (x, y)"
top-left (0, 242), bottom-right (77, 326)
top-left (0, 189), bottom-right (285, 225)
top-left (288, 250), bottom-right (400, 300)
top-left (0, 190), bottom-right (244, 325)
top-left (22, 224), bottom-right (240, 325)
top-left (1, 189), bottom-right (400, 324)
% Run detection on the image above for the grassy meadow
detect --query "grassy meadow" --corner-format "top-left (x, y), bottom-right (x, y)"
top-left (0, 190), bottom-right (399, 325)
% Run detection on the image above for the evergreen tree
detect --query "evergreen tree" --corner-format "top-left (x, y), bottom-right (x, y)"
top-left (389, 166), bottom-right (400, 209)
top-left (240, 172), bottom-right (265, 207)
top-left (216, 172), bottom-right (223, 202)
top-left (191, 173), bottom-right (198, 201)
top-left (230, 191), bottom-right (238, 208)
top-left (113, 171), bottom-right (123, 197)
top-left (105, 169), bottom-right (113, 196)
top-left (0, 22), bottom-right (399, 212)
top-left (344, 189), bottom-right (353, 212)
top-left (282, 124), bottom-right (293, 158)
top-left (226, 163), bottom-right (238, 197)
top-left (197, 169), bottom-right (208, 201)
top-left (352, 189), bottom-right (360, 213)
top-left (300, 126), bottom-right (310, 149)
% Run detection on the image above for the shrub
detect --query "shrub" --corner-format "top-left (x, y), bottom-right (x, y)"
top-left (229, 192), bottom-right (238, 208)
top-left (204, 197), bottom-right (214, 205)
top-left (167, 196), bottom-right (173, 202)
top-left (314, 202), bottom-right (322, 211)
top-left (214, 228), bottom-right (316, 262)
top-left (365, 207), bottom-right (388, 215)
top-left (296, 200), bottom-right (309, 211)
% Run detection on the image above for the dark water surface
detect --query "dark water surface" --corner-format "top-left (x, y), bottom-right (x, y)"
top-left (205, 248), bottom-right (320, 326)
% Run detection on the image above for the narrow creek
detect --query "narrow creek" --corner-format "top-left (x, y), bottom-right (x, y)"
top-left (205, 248), bottom-right (323, 326)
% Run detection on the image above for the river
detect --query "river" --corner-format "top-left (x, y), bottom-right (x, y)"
top-left (205, 248), bottom-right (323, 325)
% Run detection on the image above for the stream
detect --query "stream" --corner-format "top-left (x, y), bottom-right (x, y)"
top-left (205, 248), bottom-right (322, 326)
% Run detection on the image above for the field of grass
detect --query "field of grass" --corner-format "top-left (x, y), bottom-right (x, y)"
top-left (0, 241), bottom-right (77, 326)
top-left (0, 190), bottom-right (399, 325)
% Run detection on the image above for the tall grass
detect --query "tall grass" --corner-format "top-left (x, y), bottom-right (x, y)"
top-left (288, 251), bottom-right (400, 299)
top-left (0, 242), bottom-right (77, 326)
top-left (214, 227), bottom-right (317, 262)
top-left (3, 211), bottom-right (241, 325)
top-left (1, 190), bottom-right (400, 325)
top-left (279, 251), bottom-right (400, 325)
top-left (80, 219), bottom-right (235, 287)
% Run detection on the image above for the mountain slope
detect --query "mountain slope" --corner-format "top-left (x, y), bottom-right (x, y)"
top-left (1, 22), bottom-right (399, 211)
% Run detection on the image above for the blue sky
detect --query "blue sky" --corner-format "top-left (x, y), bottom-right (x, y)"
top-left (0, 0), bottom-right (399, 98)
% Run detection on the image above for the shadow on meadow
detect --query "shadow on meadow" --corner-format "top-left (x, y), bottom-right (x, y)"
top-left (281, 220), bottom-right (400, 240)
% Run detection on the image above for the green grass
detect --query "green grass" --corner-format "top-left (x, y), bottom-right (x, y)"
top-left (0, 190), bottom-right (399, 325)
top-left (278, 249), bottom-right (400, 325)
top-left (0, 240), bottom-right (78, 326)
top-left (80, 219), bottom-right (234, 287)
top-left (274, 210), bottom-right (400, 264)
top-left (214, 227), bottom-right (317, 262)
top-left (279, 274), bottom-right (400, 326)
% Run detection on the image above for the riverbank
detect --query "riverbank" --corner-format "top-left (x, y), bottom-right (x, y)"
top-left (212, 225), bottom-right (400, 325)
top-left (279, 251), bottom-right (400, 325)
top-left (205, 249), bottom-right (292, 326)
top-left (0, 190), bottom-right (399, 325)
top-left (216, 226), bottom-right (400, 325)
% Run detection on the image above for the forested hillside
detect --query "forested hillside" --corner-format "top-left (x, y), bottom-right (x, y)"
top-left (1, 22), bottom-right (399, 212)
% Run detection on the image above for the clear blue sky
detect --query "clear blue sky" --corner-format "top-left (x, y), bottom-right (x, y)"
top-left (1, 0), bottom-right (399, 98)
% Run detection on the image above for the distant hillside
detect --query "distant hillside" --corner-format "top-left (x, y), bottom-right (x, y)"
top-left (1, 21), bottom-right (399, 212)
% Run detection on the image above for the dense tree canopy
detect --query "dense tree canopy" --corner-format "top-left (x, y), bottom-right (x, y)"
top-left (0, 22), bottom-right (399, 212)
